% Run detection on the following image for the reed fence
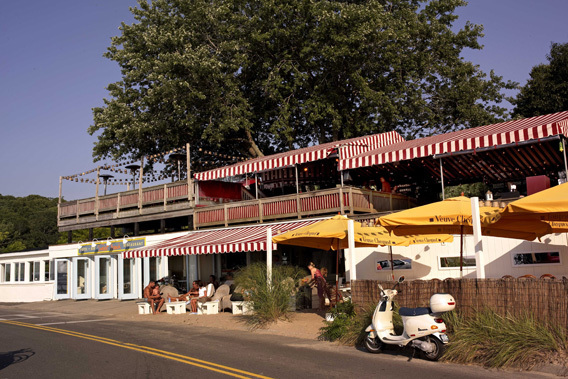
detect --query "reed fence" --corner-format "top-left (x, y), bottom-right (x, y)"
top-left (352, 278), bottom-right (568, 330)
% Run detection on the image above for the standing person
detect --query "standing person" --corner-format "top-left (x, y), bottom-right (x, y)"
top-left (380, 177), bottom-right (391, 192)
top-left (143, 280), bottom-right (164, 315)
top-left (308, 262), bottom-right (327, 311)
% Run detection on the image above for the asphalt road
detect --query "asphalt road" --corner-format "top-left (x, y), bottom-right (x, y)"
top-left (0, 307), bottom-right (551, 379)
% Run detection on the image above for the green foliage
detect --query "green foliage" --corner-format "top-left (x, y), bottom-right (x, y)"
top-left (56, 228), bottom-right (113, 245)
top-left (0, 195), bottom-right (60, 253)
top-left (91, 0), bottom-right (515, 169)
top-left (444, 308), bottom-right (567, 369)
top-left (319, 301), bottom-right (376, 345)
top-left (234, 262), bottom-right (307, 326)
top-left (512, 42), bottom-right (568, 118)
top-left (442, 182), bottom-right (488, 199)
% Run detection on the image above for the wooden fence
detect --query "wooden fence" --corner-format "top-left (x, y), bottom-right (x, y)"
top-left (352, 278), bottom-right (568, 330)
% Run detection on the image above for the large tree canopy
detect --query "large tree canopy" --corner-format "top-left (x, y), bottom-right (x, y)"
top-left (90, 0), bottom-right (514, 171)
top-left (512, 42), bottom-right (568, 118)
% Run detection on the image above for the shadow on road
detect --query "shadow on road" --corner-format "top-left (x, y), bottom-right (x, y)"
top-left (0, 348), bottom-right (35, 370)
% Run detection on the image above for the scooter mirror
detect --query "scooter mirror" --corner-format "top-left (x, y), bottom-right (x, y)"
top-left (398, 276), bottom-right (405, 283)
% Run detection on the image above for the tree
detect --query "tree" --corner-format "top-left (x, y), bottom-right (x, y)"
top-left (90, 0), bottom-right (515, 172)
top-left (0, 195), bottom-right (60, 253)
top-left (512, 42), bottom-right (568, 118)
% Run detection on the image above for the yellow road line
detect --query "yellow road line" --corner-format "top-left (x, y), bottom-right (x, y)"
top-left (1, 320), bottom-right (273, 379)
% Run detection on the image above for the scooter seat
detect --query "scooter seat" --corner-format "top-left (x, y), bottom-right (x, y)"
top-left (399, 307), bottom-right (431, 316)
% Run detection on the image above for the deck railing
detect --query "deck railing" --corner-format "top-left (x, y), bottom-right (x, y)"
top-left (58, 183), bottom-right (415, 229)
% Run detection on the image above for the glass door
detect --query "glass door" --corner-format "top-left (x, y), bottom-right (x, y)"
top-left (95, 256), bottom-right (114, 299)
top-left (54, 259), bottom-right (71, 300)
top-left (118, 257), bottom-right (137, 300)
top-left (73, 257), bottom-right (91, 299)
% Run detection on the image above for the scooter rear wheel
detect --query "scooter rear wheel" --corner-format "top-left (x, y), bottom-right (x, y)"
top-left (421, 335), bottom-right (444, 361)
top-left (364, 334), bottom-right (383, 354)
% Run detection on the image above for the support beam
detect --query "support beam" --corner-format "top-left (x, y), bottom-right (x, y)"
top-left (439, 158), bottom-right (445, 200)
top-left (471, 197), bottom-right (485, 279)
top-left (266, 228), bottom-right (272, 288)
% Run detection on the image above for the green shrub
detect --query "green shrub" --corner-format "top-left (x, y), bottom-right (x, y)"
top-left (234, 262), bottom-right (307, 327)
top-left (319, 301), bottom-right (376, 345)
top-left (319, 300), bottom-right (405, 345)
top-left (444, 308), bottom-right (567, 369)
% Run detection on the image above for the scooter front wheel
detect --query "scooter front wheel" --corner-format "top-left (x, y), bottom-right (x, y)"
top-left (364, 334), bottom-right (383, 354)
top-left (421, 335), bottom-right (444, 361)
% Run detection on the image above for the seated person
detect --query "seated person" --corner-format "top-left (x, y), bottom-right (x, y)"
top-left (143, 280), bottom-right (164, 315)
top-left (208, 274), bottom-right (219, 290)
top-left (168, 280), bottom-right (199, 302)
top-left (189, 280), bottom-right (210, 314)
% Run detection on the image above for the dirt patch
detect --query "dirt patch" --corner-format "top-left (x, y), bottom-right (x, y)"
top-left (128, 308), bottom-right (327, 340)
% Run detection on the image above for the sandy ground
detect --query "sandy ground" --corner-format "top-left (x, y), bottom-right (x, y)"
top-left (1, 300), bottom-right (328, 341)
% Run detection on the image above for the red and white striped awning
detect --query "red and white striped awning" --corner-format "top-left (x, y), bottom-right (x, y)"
top-left (123, 219), bottom-right (322, 258)
top-left (342, 111), bottom-right (568, 170)
top-left (195, 131), bottom-right (404, 181)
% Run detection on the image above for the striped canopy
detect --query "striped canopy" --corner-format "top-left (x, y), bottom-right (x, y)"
top-left (342, 111), bottom-right (568, 171)
top-left (195, 131), bottom-right (404, 181)
top-left (123, 219), bottom-right (321, 258)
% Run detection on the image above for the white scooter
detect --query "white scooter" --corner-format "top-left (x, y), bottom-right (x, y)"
top-left (364, 276), bottom-right (455, 361)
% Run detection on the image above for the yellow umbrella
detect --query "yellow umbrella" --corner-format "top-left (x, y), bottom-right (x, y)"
top-left (499, 182), bottom-right (568, 221)
top-left (378, 196), bottom-right (552, 273)
top-left (359, 225), bottom-right (453, 280)
top-left (272, 214), bottom-right (379, 250)
top-left (357, 225), bottom-right (454, 246)
top-left (273, 215), bottom-right (379, 302)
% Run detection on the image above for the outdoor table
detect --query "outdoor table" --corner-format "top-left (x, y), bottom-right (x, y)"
top-left (166, 301), bottom-right (187, 315)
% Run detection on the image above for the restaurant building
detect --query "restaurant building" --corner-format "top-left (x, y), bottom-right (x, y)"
top-left (1, 112), bottom-right (567, 302)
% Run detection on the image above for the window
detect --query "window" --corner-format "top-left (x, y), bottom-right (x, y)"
top-left (14, 262), bottom-right (25, 282)
top-left (1, 264), bottom-right (11, 282)
top-left (512, 252), bottom-right (560, 266)
top-left (376, 259), bottom-right (412, 271)
top-left (45, 260), bottom-right (53, 281)
top-left (32, 261), bottom-right (40, 281)
top-left (439, 256), bottom-right (476, 269)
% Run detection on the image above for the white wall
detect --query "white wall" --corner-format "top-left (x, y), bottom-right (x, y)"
top-left (0, 250), bottom-right (53, 302)
top-left (351, 233), bottom-right (568, 281)
top-left (0, 283), bottom-right (54, 302)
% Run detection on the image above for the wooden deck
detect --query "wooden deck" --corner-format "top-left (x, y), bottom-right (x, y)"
top-left (58, 183), bottom-right (416, 232)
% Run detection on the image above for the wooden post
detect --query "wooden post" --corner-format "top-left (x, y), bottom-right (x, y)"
top-left (95, 167), bottom-right (100, 220)
top-left (116, 193), bottom-right (121, 218)
top-left (440, 158), bottom-right (445, 200)
top-left (187, 143), bottom-right (193, 206)
top-left (224, 204), bottom-right (228, 227)
top-left (58, 176), bottom-right (63, 224)
top-left (348, 187), bottom-right (354, 215)
top-left (163, 184), bottom-right (168, 211)
top-left (138, 157), bottom-right (144, 213)
top-left (258, 199), bottom-right (264, 223)
top-left (339, 187), bottom-right (345, 214)
top-left (296, 193), bottom-right (301, 219)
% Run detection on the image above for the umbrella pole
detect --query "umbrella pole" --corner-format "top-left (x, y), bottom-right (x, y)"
top-left (336, 248), bottom-right (340, 306)
top-left (460, 225), bottom-right (464, 277)
top-left (389, 245), bottom-right (394, 281)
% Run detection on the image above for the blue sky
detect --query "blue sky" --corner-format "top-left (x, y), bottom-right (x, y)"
top-left (1, 0), bottom-right (567, 201)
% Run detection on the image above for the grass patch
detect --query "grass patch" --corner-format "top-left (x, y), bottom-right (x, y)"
top-left (234, 262), bottom-right (307, 328)
top-left (443, 308), bottom-right (567, 369)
